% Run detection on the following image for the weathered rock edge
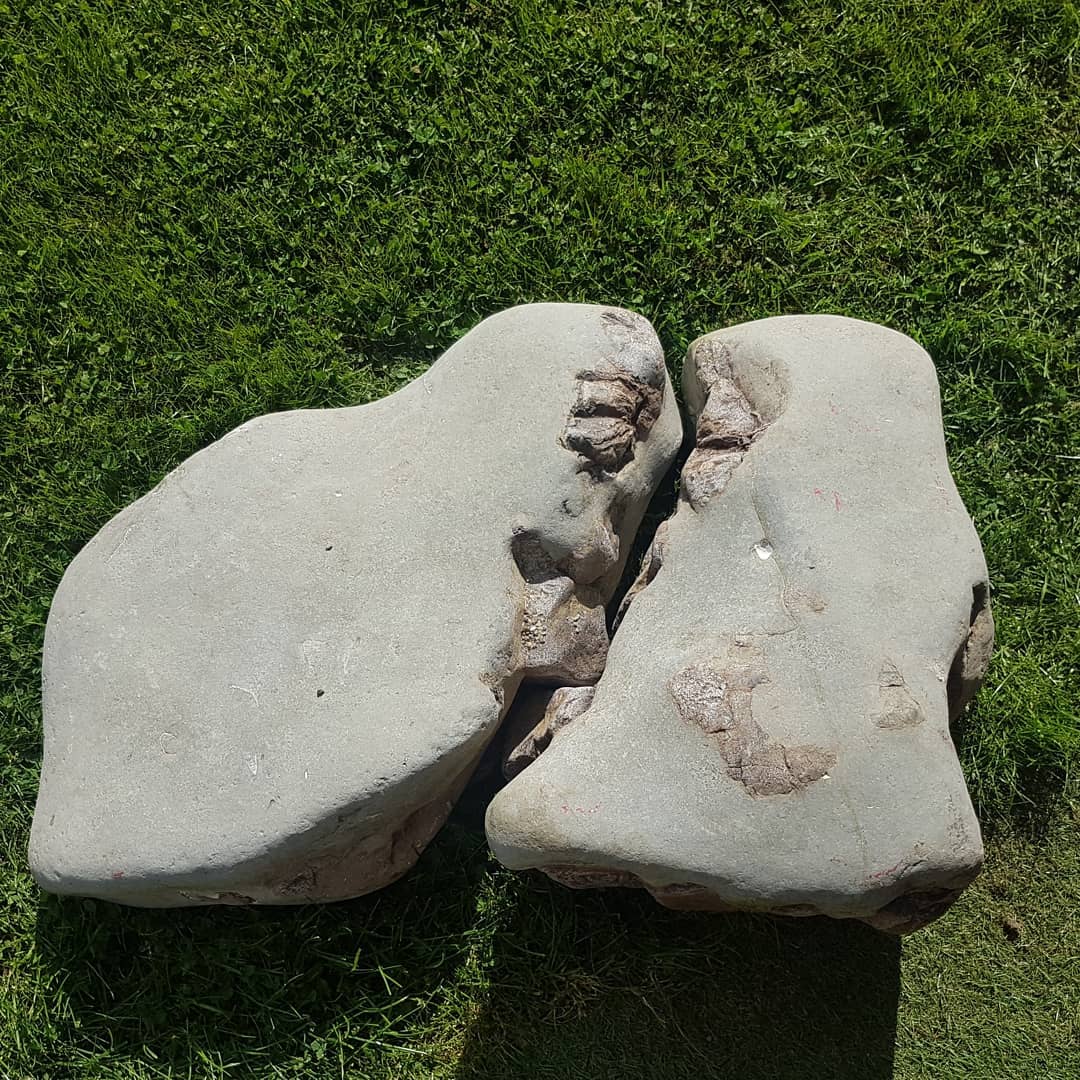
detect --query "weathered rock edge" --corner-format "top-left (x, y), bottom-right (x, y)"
top-left (486, 315), bottom-right (993, 934)
top-left (30, 304), bottom-right (682, 906)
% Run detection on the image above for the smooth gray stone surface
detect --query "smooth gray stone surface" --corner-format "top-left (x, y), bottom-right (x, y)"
top-left (486, 315), bottom-right (993, 933)
top-left (31, 303), bottom-right (682, 906)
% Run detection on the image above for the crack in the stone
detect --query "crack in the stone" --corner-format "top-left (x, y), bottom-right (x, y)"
top-left (480, 314), bottom-right (674, 796)
top-left (614, 338), bottom-right (775, 628)
top-left (746, 456), bottom-right (800, 637)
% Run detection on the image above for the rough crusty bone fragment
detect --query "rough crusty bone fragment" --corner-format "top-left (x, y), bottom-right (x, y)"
top-left (679, 340), bottom-right (764, 510)
top-left (561, 310), bottom-right (666, 474)
top-left (30, 304), bottom-right (682, 907)
top-left (668, 648), bottom-right (834, 797)
top-left (487, 314), bottom-right (992, 934)
top-left (511, 534), bottom-right (609, 686)
top-left (501, 685), bottom-right (597, 780)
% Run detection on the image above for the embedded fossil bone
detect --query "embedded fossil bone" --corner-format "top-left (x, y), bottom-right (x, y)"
top-left (30, 304), bottom-right (682, 907)
top-left (487, 315), bottom-right (992, 934)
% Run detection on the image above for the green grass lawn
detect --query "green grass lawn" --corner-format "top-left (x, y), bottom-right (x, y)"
top-left (1, 0), bottom-right (1078, 1076)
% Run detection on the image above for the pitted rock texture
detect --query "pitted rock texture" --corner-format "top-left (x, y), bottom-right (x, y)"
top-left (510, 534), bottom-right (609, 686)
top-left (30, 304), bottom-right (682, 907)
top-left (486, 315), bottom-right (992, 934)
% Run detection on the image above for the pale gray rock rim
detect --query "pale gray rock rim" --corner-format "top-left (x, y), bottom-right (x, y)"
top-left (486, 314), bottom-right (993, 934)
top-left (31, 303), bottom-right (683, 906)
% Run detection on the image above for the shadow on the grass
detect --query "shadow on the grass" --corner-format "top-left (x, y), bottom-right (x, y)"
top-left (452, 871), bottom-right (901, 1080)
top-left (447, 419), bottom-right (904, 1078)
top-left (30, 828), bottom-right (495, 1075)
top-left (33, 823), bottom-right (900, 1080)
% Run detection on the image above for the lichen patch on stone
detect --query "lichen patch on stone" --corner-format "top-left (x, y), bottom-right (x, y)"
top-left (680, 447), bottom-right (743, 509)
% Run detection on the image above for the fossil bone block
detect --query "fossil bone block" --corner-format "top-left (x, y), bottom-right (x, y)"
top-left (30, 304), bottom-right (682, 906)
top-left (486, 315), bottom-right (992, 933)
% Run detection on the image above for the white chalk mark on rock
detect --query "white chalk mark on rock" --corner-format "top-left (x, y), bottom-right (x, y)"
top-left (230, 685), bottom-right (259, 707)
top-left (107, 525), bottom-right (136, 563)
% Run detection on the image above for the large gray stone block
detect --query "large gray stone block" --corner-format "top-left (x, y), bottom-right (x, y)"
top-left (486, 315), bottom-right (992, 933)
top-left (31, 304), bottom-right (683, 906)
